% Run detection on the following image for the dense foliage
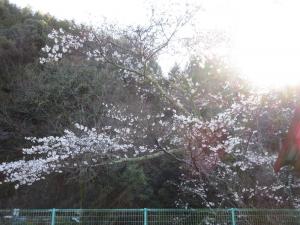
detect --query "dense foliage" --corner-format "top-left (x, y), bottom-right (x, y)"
top-left (0, 0), bottom-right (300, 209)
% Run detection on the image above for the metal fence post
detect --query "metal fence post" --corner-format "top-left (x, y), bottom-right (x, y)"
top-left (144, 208), bottom-right (148, 225)
top-left (51, 208), bottom-right (56, 225)
top-left (230, 208), bottom-right (236, 225)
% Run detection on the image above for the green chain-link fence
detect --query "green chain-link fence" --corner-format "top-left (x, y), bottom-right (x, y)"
top-left (1, 208), bottom-right (300, 225)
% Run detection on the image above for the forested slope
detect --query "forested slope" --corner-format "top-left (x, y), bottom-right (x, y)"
top-left (0, 0), bottom-right (180, 208)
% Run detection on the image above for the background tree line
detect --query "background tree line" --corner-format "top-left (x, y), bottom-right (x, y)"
top-left (0, 0), bottom-right (182, 208)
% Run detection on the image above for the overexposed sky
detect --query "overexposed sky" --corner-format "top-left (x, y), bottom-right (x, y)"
top-left (9, 0), bottom-right (238, 28)
top-left (9, 0), bottom-right (300, 88)
top-left (9, 0), bottom-right (148, 25)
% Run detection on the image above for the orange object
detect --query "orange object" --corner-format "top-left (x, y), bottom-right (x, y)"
top-left (274, 106), bottom-right (300, 173)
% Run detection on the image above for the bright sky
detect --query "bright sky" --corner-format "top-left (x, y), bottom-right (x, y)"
top-left (9, 0), bottom-right (300, 88)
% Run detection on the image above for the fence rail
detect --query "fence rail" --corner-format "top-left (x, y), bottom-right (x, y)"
top-left (1, 208), bottom-right (300, 225)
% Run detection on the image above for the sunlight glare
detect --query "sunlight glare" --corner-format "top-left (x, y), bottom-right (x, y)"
top-left (229, 0), bottom-right (300, 88)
